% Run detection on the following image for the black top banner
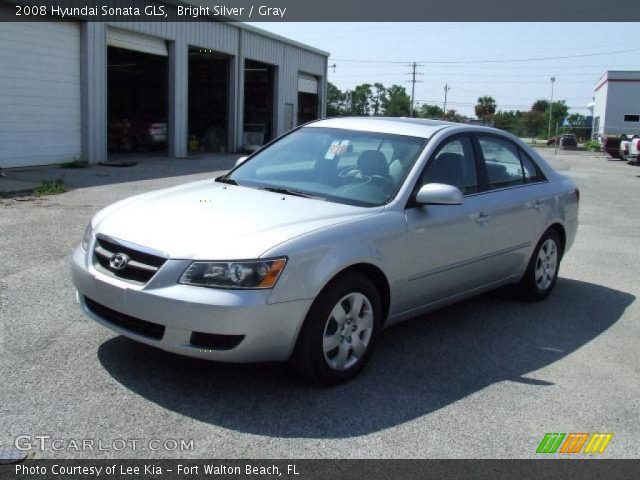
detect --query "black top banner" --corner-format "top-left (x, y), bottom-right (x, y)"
top-left (1, 0), bottom-right (640, 22)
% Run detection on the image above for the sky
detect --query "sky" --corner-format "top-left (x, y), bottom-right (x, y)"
top-left (249, 22), bottom-right (640, 118)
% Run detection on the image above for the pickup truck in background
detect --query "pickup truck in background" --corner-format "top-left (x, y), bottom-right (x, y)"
top-left (602, 136), bottom-right (623, 158)
top-left (620, 136), bottom-right (640, 165)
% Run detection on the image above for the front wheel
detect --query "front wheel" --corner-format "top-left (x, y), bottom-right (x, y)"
top-left (288, 272), bottom-right (382, 386)
top-left (514, 230), bottom-right (562, 302)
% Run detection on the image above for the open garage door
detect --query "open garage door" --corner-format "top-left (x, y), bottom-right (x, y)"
top-left (297, 73), bottom-right (319, 125)
top-left (243, 59), bottom-right (275, 152)
top-left (188, 48), bottom-right (230, 153)
top-left (0, 21), bottom-right (81, 167)
top-left (107, 31), bottom-right (168, 156)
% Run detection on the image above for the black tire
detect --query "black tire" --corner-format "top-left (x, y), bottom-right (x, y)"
top-left (288, 272), bottom-right (382, 386)
top-left (514, 229), bottom-right (562, 302)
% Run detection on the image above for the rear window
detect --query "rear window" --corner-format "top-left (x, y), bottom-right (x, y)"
top-left (478, 136), bottom-right (546, 189)
top-left (478, 137), bottom-right (525, 189)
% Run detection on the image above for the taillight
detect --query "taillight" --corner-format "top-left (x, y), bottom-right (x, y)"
top-left (575, 188), bottom-right (580, 204)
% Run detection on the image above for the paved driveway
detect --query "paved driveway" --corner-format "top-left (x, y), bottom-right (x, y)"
top-left (1, 151), bottom-right (638, 458)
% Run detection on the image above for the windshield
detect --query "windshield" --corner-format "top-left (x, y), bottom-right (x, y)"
top-left (227, 127), bottom-right (427, 207)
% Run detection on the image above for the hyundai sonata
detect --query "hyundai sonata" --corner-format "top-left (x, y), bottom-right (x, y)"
top-left (71, 118), bottom-right (579, 385)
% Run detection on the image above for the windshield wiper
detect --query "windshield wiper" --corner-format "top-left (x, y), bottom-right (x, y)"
top-left (259, 186), bottom-right (325, 200)
top-left (215, 176), bottom-right (238, 185)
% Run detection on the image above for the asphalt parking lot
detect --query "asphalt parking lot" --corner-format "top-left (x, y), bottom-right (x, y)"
top-left (1, 150), bottom-right (638, 459)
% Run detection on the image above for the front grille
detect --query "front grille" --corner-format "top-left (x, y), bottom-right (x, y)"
top-left (93, 235), bottom-right (167, 284)
top-left (84, 297), bottom-right (165, 340)
top-left (190, 331), bottom-right (244, 351)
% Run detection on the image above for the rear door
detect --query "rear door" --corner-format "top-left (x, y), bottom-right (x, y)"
top-left (473, 135), bottom-right (551, 278)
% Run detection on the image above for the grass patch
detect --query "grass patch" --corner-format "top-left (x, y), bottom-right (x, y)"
top-left (60, 159), bottom-right (89, 169)
top-left (33, 179), bottom-right (68, 197)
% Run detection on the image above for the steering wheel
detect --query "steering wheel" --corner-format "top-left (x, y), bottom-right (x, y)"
top-left (339, 167), bottom-right (362, 178)
top-left (367, 174), bottom-right (396, 191)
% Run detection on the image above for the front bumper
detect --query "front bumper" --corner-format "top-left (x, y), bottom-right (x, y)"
top-left (71, 246), bottom-right (312, 362)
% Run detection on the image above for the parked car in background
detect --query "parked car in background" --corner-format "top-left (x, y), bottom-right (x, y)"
top-left (107, 118), bottom-right (167, 153)
top-left (625, 136), bottom-right (640, 164)
top-left (619, 138), bottom-right (630, 160)
top-left (546, 134), bottom-right (577, 147)
top-left (559, 134), bottom-right (577, 148)
top-left (72, 118), bottom-right (579, 385)
top-left (602, 136), bottom-right (623, 158)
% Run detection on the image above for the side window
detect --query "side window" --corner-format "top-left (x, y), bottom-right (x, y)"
top-left (422, 137), bottom-right (479, 195)
top-left (519, 150), bottom-right (544, 183)
top-left (478, 137), bottom-right (525, 189)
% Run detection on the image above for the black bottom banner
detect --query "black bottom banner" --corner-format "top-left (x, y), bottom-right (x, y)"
top-left (1, 459), bottom-right (639, 480)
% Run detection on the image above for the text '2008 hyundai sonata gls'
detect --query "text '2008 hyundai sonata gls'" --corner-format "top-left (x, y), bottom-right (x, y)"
top-left (72, 118), bottom-right (579, 385)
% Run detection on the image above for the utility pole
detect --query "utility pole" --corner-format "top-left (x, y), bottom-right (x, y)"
top-left (547, 76), bottom-right (556, 139)
top-left (407, 62), bottom-right (423, 117)
top-left (443, 84), bottom-right (451, 117)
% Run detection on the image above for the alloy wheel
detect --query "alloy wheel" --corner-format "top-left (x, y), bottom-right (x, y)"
top-left (535, 238), bottom-right (558, 291)
top-left (322, 292), bottom-right (374, 371)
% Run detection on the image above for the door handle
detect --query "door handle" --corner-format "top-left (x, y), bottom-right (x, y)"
top-left (533, 200), bottom-right (544, 210)
top-left (475, 212), bottom-right (490, 224)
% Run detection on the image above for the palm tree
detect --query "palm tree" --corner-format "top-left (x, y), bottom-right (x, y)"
top-left (475, 96), bottom-right (497, 126)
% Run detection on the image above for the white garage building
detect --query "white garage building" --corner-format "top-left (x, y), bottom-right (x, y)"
top-left (0, 1), bottom-right (329, 168)
top-left (592, 70), bottom-right (640, 138)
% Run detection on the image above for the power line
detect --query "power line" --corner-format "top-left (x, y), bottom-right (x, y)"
top-left (414, 98), bottom-right (590, 110)
top-left (330, 46), bottom-right (640, 65)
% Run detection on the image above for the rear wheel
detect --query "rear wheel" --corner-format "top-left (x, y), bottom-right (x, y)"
top-left (288, 272), bottom-right (382, 386)
top-left (514, 230), bottom-right (562, 302)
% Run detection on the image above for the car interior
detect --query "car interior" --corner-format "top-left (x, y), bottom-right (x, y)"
top-left (234, 130), bottom-right (426, 206)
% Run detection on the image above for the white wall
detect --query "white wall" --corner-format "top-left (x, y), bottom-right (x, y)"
top-left (604, 82), bottom-right (640, 136)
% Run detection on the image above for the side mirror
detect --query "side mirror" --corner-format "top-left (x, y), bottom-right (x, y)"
top-left (415, 183), bottom-right (463, 205)
top-left (235, 156), bottom-right (249, 167)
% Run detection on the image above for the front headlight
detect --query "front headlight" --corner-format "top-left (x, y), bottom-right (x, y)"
top-left (178, 258), bottom-right (287, 289)
top-left (81, 223), bottom-right (93, 250)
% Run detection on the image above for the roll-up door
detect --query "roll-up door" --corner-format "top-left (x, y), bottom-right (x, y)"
top-left (0, 20), bottom-right (81, 167)
top-left (298, 73), bottom-right (318, 94)
top-left (107, 28), bottom-right (168, 57)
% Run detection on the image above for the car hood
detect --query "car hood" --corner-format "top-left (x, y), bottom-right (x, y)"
top-left (93, 179), bottom-right (380, 259)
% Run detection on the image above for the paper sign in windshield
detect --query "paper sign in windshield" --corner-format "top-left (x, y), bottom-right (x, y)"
top-left (325, 140), bottom-right (350, 159)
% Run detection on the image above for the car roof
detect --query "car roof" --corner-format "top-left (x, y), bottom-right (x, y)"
top-left (306, 117), bottom-right (459, 139)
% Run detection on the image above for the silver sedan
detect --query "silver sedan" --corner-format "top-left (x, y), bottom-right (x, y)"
top-left (71, 118), bottom-right (579, 385)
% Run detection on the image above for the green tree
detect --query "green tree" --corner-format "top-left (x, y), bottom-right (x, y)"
top-left (326, 82), bottom-right (346, 117)
top-left (443, 109), bottom-right (465, 123)
top-left (381, 85), bottom-right (411, 117)
top-left (418, 104), bottom-right (444, 119)
top-left (545, 100), bottom-right (569, 137)
top-left (371, 83), bottom-right (386, 116)
top-left (494, 110), bottom-right (524, 135)
top-left (349, 83), bottom-right (373, 116)
top-left (474, 96), bottom-right (497, 125)
top-left (532, 99), bottom-right (549, 114)
top-left (523, 110), bottom-right (545, 138)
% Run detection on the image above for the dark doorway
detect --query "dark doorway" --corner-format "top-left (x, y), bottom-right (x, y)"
top-left (297, 92), bottom-right (318, 125)
top-left (107, 46), bottom-right (168, 155)
top-left (188, 48), bottom-right (230, 153)
top-left (243, 59), bottom-right (275, 152)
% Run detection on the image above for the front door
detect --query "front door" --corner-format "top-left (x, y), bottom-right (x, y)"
top-left (400, 136), bottom-right (502, 312)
